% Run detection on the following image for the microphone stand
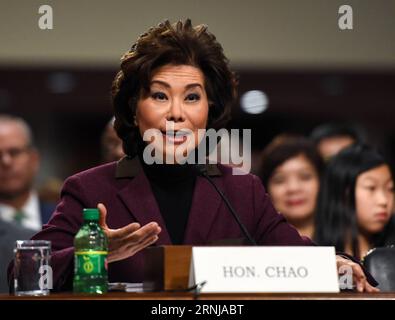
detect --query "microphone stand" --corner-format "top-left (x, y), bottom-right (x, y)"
top-left (197, 165), bottom-right (257, 246)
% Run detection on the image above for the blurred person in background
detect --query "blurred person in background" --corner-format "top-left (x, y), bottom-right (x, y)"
top-left (100, 117), bottom-right (125, 163)
top-left (314, 144), bottom-right (395, 260)
top-left (0, 115), bottom-right (55, 231)
top-left (260, 135), bottom-right (324, 238)
top-left (310, 122), bottom-right (364, 161)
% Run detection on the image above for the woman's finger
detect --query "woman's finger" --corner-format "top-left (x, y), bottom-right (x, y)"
top-left (365, 282), bottom-right (380, 293)
top-left (124, 222), bottom-right (161, 243)
top-left (349, 263), bottom-right (364, 292)
top-left (97, 203), bottom-right (109, 230)
top-left (108, 222), bottom-right (142, 240)
top-left (350, 263), bottom-right (380, 293)
top-left (118, 225), bottom-right (161, 249)
top-left (127, 235), bottom-right (159, 256)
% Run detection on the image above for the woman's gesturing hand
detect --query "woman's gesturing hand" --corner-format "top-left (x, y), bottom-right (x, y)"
top-left (336, 255), bottom-right (380, 293)
top-left (97, 203), bottom-right (161, 263)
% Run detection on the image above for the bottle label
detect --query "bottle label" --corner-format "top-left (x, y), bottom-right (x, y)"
top-left (75, 251), bottom-right (108, 275)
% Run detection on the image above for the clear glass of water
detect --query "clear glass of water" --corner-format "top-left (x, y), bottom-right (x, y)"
top-left (13, 240), bottom-right (51, 296)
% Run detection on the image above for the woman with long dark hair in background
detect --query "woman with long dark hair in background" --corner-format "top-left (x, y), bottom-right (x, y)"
top-left (314, 144), bottom-right (395, 260)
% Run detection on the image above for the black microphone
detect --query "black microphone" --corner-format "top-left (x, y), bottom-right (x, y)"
top-left (196, 164), bottom-right (257, 246)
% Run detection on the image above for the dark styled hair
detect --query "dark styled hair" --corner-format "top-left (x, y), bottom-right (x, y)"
top-left (260, 134), bottom-right (324, 189)
top-left (314, 144), bottom-right (394, 258)
top-left (310, 122), bottom-right (364, 145)
top-left (111, 19), bottom-right (237, 157)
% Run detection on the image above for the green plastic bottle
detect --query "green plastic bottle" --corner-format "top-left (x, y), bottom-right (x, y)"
top-left (73, 208), bottom-right (108, 294)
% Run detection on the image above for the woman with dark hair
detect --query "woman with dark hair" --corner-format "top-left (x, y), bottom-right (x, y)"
top-left (112, 20), bottom-right (235, 159)
top-left (8, 19), bottom-right (378, 292)
top-left (260, 135), bottom-right (324, 238)
top-left (314, 144), bottom-right (395, 259)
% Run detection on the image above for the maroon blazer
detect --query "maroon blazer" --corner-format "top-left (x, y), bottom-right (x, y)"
top-left (9, 157), bottom-right (312, 291)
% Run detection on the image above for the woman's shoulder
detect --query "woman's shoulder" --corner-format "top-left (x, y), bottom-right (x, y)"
top-left (64, 161), bottom-right (118, 185)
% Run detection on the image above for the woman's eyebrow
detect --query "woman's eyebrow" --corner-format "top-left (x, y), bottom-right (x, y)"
top-left (185, 83), bottom-right (203, 90)
top-left (360, 176), bottom-right (377, 183)
top-left (150, 80), bottom-right (203, 90)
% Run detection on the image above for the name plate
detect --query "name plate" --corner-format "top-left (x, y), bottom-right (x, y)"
top-left (188, 246), bottom-right (339, 293)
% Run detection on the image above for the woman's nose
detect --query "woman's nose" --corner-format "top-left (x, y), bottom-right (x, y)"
top-left (286, 179), bottom-right (301, 193)
top-left (376, 189), bottom-right (390, 207)
top-left (166, 99), bottom-right (185, 123)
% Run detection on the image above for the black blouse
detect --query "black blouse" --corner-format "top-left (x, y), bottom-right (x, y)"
top-left (140, 159), bottom-right (198, 244)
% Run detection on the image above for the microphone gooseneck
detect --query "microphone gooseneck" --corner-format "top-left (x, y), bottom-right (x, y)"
top-left (196, 165), bottom-right (257, 246)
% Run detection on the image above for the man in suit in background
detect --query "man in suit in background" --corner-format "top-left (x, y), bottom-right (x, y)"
top-left (0, 115), bottom-right (55, 231)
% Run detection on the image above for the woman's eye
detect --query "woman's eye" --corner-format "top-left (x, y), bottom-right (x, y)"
top-left (300, 173), bottom-right (313, 181)
top-left (151, 92), bottom-right (167, 101)
top-left (364, 186), bottom-right (375, 192)
top-left (271, 177), bottom-right (285, 185)
top-left (185, 93), bottom-right (200, 102)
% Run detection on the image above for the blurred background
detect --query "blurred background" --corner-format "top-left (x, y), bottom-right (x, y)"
top-left (0, 0), bottom-right (394, 185)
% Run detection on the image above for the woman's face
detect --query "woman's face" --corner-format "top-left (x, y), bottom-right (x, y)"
top-left (355, 164), bottom-right (394, 235)
top-left (268, 154), bottom-right (320, 223)
top-left (135, 64), bottom-right (209, 163)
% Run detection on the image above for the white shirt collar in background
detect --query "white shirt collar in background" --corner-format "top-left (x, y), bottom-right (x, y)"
top-left (0, 192), bottom-right (42, 231)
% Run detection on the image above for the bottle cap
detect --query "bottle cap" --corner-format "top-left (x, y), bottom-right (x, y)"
top-left (83, 208), bottom-right (99, 220)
